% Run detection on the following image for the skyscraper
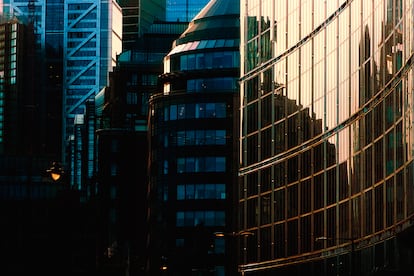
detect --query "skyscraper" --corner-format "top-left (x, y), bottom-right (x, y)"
top-left (239, 0), bottom-right (414, 275)
top-left (1, 0), bottom-right (122, 188)
top-left (64, 1), bottom-right (122, 187)
top-left (93, 2), bottom-right (205, 274)
top-left (147, 0), bottom-right (240, 274)
top-left (1, 1), bottom-right (63, 160)
top-left (0, 16), bottom-right (90, 276)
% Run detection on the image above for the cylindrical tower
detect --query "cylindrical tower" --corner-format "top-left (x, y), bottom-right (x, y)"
top-left (147, 0), bottom-right (241, 275)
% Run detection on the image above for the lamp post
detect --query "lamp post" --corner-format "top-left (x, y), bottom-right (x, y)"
top-left (160, 255), bottom-right (168, 275)
top-left (46, 162), bottom-right (65, 182)
top-left (315, 236), bottom-right (355, 276)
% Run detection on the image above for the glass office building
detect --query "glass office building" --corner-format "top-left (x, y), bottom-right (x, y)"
top-left (147, 0), bottom-right (240, 274)
top-left (166, 0), bottom-right (210, 22)
top-left (64, 0), bottom-right (122, 188)
top-left (239, 0), bottom-right (414, 275)
top-left (1, 0), bottom-right (64, 160)
top-left (2, 1), bottom-right (123, 188)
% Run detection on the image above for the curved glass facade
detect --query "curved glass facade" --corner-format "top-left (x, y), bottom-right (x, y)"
top-left (240, 0), bottom-right (414, 275)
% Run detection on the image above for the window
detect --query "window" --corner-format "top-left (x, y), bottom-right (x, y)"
top-left (187, 77), bottom-right (238, 93)
top-left (176, 212), bottom-right (185, 226)
top-left (165, 103), bottom-right (227, 121)
top-left (176, 238), bottom-right (184, 248)
top-left (111, 140), bottom-right (120, 152)
top-left (185, 129), bottom-right (235, 146)
top-left (213, 239), bottom-right (225, 254)
top-left (176, 211), bottom-right (225, 227)
top-left (127, 92), bottom-right (137, 104)
top-left (178, 104), bottom-right (185, 119)
top-left (110, 186), bottom-right (116, 199)
top-left (110, 163), bottom-right (118, 176)
top-left (176, 157), bottom-right (226, 173)
top-left (177, 183), bottom-right (226, 200)
top-left (170, 105), bottom-right (177, 120)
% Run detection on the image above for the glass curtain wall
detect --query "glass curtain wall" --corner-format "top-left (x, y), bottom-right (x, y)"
top-left (240, 0), bottom-right (414, 275)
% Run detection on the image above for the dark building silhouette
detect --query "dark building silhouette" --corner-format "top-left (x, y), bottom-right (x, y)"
top-left (0, 17), bottom-right (90, 276)
top-left (94, 18), bottom-right (190, 276)
top-left (146, 0), bottom-right (240, 275)
top-left (0, 18), bottom-right (36, 155)
top-left (0, 14), bottom-right (96, 276)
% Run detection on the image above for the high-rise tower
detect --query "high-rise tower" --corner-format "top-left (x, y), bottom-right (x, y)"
top-left (147, 0), bottom-right (240, 274)
top-left (3, 1), bottom-right (122, 182)
top-left (63, 0), bottom-right (122, 189)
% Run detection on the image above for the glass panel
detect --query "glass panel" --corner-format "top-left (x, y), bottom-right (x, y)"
top-left (177, 185), bottom-right (185, 200)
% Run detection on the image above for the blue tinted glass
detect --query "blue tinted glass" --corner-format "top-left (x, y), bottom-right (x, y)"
top-left (206, 40), bottom-right (216, 48)
top-left (187, 79), bottom-right (195, 91)
top-left (186, 184), bottom-right (195, 199)
top-left (177, 158), bottom-right (185, 173)
top-left (180, 55), bottom-right (187, 70)
top-left (170, 105), bottom-right (177, 120)
top-left (163, 160), bottom-right (168, 174)
top-left (215, 211), bottom-right (225, 226)
top-left (215, 39), bottom-right (225, 47)
top-left (195, 184), bottom-right (205, 199)
top-left (186, 131), bottom-right (195, 144)
top-left (198, 40), bottom-right (208, 48)
top-left (216, 157), bottom-right (226, 171)
top-left (215, 103), bottom-right (226, 118)
top-left (177, 104), bottom-right (185, 119)
top-left (184, 211), bottom-right (194, 226)
top-left (205, 185), bottom-right (215, 198)
top-left (216, 130), bottom-right (226, 145)
top-left (177, 131), bottom-right (185, 146)
top-left (176, 238), bottom-right (184, 247)
top-left (206, 103), bottom-right (216, 117)
top-left (186, 103), bottom-right (195, 118)
top-left (194, 211), bottom-right (204, 226)
top-left (188, 54), bottom-right (196, 69)
top-left (214, 239), bottom-right (225, 254)
top-left (205, 130), bottom-right (215, 144)
top-left (205, 211), bottom-right (215, 226)
top-left (46, 3), bottom-right (64, 30)
top-left (177, 185), bottom-right (185, 200)
top-left (164, 107), bottom-right (169, 121)
top-left (176, 212), bottom-right (184, 226)
top-left (205, 157), bottom-right (216, 172)
top-left (166, 0), bottom-right (209, 22)
top-left (216, 184), bottom-right (226, 199)
top-left (196, 103), bottom-right (205, 118)
top-left (186, 157), bottom-right (195, 172)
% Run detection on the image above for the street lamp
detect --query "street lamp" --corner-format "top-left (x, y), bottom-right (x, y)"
top-left (159, 255), bottom-right (168, 275)
top-left (47, 162), bottom-right (64, 181)
top-left (315, 236), bottom-right (355, 276)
